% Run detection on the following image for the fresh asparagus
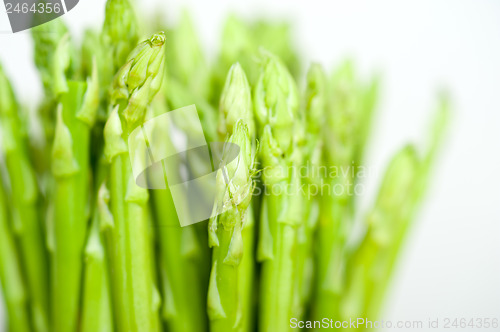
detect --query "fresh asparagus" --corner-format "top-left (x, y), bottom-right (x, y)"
top-left (254, 51), bottom-right (302, 332)
top-left (148, 96), bottom-right (209, 332)
top-left (0, 170), bottom-right (31, 332)
top-left (314, 61), bottom-right (378, 321)
top-left (208, 120), bottom-right (255, 331)
top-left (293, 63), bottom-right (328, 319)
top-left (103, 32), bottom-right (166, 332)
top-left (340, 96), bottom-right (449, 324)
top-left (207, 63), bottom-right (256, 332)
top-left (81, 183), bottom-right (114, 332)
top-left (49, 49), bottom-right (98, 331)
top-left (0, 64), bottom-right (49, 332)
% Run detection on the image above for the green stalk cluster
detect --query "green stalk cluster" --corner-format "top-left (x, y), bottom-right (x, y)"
top-left (0, 65), bottom-right (49, 332)
top-left (0, 3), bottom-right (448, 332)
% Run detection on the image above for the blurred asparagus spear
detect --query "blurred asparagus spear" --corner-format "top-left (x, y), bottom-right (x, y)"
top-left (340, 96), bottom-right (449, 325)
top-left (254, 51), bottom-right (302, 332)
top-left (0, 170), bottom-right (31, 332)
top-left (103, 32), bottom-right (166, 332)
top-left (101, 0), bottom-right (139, 95)
top-left (167, 10), bottom-right (211, 101)
top-left (0, 64), bottom-right (49, 332)
top-left (293, 63), bottom-right (328, 319)
top-left (147, 96), bottom-right (209, 332)
top-left (314, 61), bottom-right (378, 321)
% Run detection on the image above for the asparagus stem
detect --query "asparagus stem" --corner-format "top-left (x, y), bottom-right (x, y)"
top-left (208, 121), bottom-right (255, 331)
top-left (293, 63), bottom-right (327, 319)
top-left (341, 96), bottom-right (449, 325)
top-left (167, 10), bottom-right (211, 101)
top-left (101, 0), bottom-right (139, 98)
top-left (208, 63), bottom-right (257, 332)
top-left (254, 51), bottom-right (301, 332)
top-left (314, 61), bottom-right (378, 321)
top-left (104, 32), bottom-right (166, 332)
top-left (81, 183), bottom-right (114, 332)
top-left (50, 74), bottom-right (97, 332)
top-left (0, 172), bottom-right (31, 332)
top-left (0, 64), bottom-right (49, 332)
top-left (340, 146), bottom-right (420, 325)
top-left (148, 98), bottom-right (208, 332)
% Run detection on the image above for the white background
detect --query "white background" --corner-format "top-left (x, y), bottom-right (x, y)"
top-left (1, 0), bottom-right (499, 331)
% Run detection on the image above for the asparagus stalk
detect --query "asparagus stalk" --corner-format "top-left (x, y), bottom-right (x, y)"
top-left (293, 63), bottom-right (328, 319)
top-left (31, 18), bottom-right (73, 161)
top-left (0, 171), bottom-right (31, 332)
top-left (49, 46), bottom-right (99, 331)
top-left (0, 64), bottom-right (49, 332)
top-left (101, 0), bottom-right (139, 90)
top-left (314, 61), bottom-right (378, 321)
top-left (81, 183), bottom-right (114, 332)
top-left (208, 120), bottom-right (255, 331)
top-left (254, 51), bottom-right (302, 332)
top-left (167, 10), bottom-right (211, 101)
top-left (207, 63), bottom-right (256, 332)
top-left (147, 96), bottom-right (208, 332)
top-left (341, 96), bottom-right (449, 324)
top-left (103, 32), bottom-right (166, 332)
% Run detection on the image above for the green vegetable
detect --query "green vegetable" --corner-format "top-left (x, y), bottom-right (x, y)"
top-left (149, 96), bottom-right (209, 332)
top-left (49, 49), bottom-right (98, 331)
top-left (207, 63), bottom-right (256, 332)
top-left (0, 5), bottom-right (449, 331)
top-left (103, 32), bottom-right (166, 332)
top-left (254, 51), bottom-right (302, 332)
top-left (314, 61), bottom-right (379, 321)
top-left (0, 64), bottom-right (49, 332)
top-left (80, 183), bottom-right (114, 332)
top-left (0, 171), bottom-right (31, 332)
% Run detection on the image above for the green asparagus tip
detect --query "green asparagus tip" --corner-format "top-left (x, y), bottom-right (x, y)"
top-left (305, 63), bottom-right (328, 133)
top-left (112, 31), bottom-right (166, 129)
top-left (219, 63), bottom-right (255, 139)
top-left (254, 49), bottom-right (299, 152)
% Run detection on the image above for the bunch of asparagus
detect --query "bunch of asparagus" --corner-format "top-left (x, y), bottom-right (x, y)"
top-left (0, 0), bottom-right (448, 331)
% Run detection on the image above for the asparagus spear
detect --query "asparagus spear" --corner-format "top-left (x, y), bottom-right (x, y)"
top-left (340, 96), bottom-right (449, 324)
top-left (147, 96), bottom-right (208, 332)
top-left (31, 18), bottom-right (73, 161)
top-left (0, 64), bottom-right (49, 332)
top-left (101, 0), bottom-right (139, 88)
top-left (49, 45), bottom-right (99, 331)
top-left (167, 10), bottom-right (211, 101)
top-left (103, 32), bottom-right (166, 332)
top-left (293, 63), bottom-right (328, 319)
top-left (208, 120), bottom-right (255, 331)
top-left (81, 183), bottom-right (114, 332)
top-left (207, 63), bottom-right (256, 332)
top-left (314, 61), bottom-right (378, 321)
top-left (254, 51), bottom-right (302, 332)
top-left (0, 171), bottom-right (31, 332)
